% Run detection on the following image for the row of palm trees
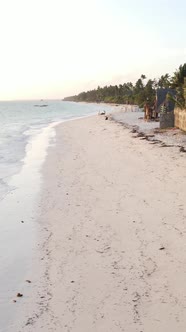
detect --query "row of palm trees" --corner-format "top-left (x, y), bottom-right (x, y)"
top-left (64, 64), bottom-right (186, 108)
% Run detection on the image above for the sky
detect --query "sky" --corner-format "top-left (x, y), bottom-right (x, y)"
top-left (0, 0), bottom-right (185, 100)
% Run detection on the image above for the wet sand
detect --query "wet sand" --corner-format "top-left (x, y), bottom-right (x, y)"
top-left (11, 115), bottom-right (186, 331)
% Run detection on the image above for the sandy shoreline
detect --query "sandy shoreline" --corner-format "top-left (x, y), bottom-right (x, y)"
top-left (11, 114), bottom-right (186, 331)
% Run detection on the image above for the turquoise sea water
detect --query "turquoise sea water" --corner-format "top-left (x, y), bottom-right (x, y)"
top-left (0, 100), bottom-right (111, 200)
top-left (0, 100), bottom-right (112, 331)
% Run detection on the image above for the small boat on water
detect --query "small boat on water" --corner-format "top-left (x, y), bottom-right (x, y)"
top-left (34, 104), bottom-right (48, 107)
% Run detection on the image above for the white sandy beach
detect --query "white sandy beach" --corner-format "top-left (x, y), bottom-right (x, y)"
top-left (12, 114), bottom-right (186, 332)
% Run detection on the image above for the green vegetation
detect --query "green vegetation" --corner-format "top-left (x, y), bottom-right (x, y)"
top-left (64, 63), bottom-right (186, 108)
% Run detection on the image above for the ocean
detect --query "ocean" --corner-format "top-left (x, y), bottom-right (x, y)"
top-left (0, 100), bottom-right (112, 200)
top-left (0, 100), bottom-right (113, 330)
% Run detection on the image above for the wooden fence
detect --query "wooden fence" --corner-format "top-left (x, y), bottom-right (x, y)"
top-left (174, 108), bottom-right (186, 131)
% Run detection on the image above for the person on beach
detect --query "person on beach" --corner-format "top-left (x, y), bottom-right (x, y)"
top-left (144, 98), bottom-right (151, 120)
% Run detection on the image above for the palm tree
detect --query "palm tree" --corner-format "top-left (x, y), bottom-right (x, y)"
top-left (141, 74), bottom-right (146, 80)
top-left (158, 74), bottom-right (170, 88)
top-left (170, 64), bottom-right (186, 108)
top-left (171, 64), bottom-right (186, 88)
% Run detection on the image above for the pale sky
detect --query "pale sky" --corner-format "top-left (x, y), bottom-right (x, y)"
top-left (0, 0), bottom-right (185, 100)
